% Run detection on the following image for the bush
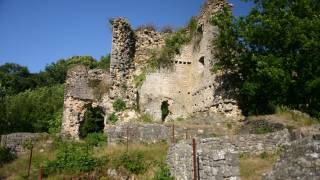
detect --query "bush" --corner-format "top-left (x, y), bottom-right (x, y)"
top-left (45, 142), bottom-right (105, 174)
top-left (108, 113), bottom-right (118, 124)
top-left (0, 84), bottom-right (64, 134)
top-left (153, 164), bottom-right (174, 180)
top-left (0, 147), bottom-right (16, 166)
top-left (85, 132), bottom-right (107, 147)
top-left (113, 99), bottom-right (126, 112)
top-left (114, 151), bottom-right (147, 174)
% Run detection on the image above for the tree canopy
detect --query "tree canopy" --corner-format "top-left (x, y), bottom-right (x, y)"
top-left (212, 0), bottom-right (320, 117)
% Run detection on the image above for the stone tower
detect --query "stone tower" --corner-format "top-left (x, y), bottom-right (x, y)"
top-left (109, 18), bottom-right (136, 107)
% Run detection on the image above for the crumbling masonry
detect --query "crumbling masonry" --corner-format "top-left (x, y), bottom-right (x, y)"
top-left (61, 0), bottom-right (242, 139)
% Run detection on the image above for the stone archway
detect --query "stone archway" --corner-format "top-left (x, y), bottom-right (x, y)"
top-left (161, 100), bottom-right (170, 122)
top-left (79, 106), bottom-right (105, 138)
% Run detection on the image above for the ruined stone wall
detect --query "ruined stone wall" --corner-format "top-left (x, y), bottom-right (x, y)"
top-left (139, 0), bottom-right (241, 122)
top-left (61, 0), bottom-right (243, 139)
top-left (109, 18), bottom-right (136, 107)
top-left (263, 136), bottom-right (320, 180)
top-left (167, 129), bottom-right (291, 180)
top-left (134, 29), bottom-right (167, 73)
top-left (106, 120), bottom-right (227, 144)
top-left (61, 65), bottom-right (110, 139)
top-left (1, 133), bottom-right (42, 154)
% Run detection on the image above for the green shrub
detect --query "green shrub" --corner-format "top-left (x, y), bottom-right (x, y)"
top-left (44, 142), bottom-right (105, 174)
top-left (114, 151), bottom-right (147, 174)
top-left (85, 132), bottom-right (107, 147)
top-left (0, 147), bottom-right (16, 166)
top-left (153, 164), bottom-right (174, 180)
top-left (108, 113), bottom-right (118, 124)
top-left (113, 99), bottom-right (126, 112)
top-left (134, 72), bottom-right (146, 88)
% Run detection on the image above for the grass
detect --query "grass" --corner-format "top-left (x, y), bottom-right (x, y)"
top-left (246, 106), bottom-right (319, 130)
top-left (0, 136), bottom-right (57, 179)
top-left (239, 151), bottom-right (280, 180)
top-left (0, 136), bottom-right (168, 179)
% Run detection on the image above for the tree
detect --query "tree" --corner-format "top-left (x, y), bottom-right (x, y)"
top-left (212, 0), bottom-right (320, 117)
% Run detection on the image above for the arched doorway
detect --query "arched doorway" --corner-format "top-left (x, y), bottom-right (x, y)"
top-left (79, 106), bottom-right (105, 138)
top-left (161, 101), bottom-right (170, 122)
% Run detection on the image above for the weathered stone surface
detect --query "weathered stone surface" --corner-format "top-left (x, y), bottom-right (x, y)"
top-left (61, 0), bottom-right (243, 139)
top-left (106, 122), bottom-right (169, 144)
top-left (139, 0), bottom-right (242, 122)
top-left (61, 65), bottom-right (110, 139)
top-left (263, 136), bottom-right (320, 180)
top-left (167, 129), bottom-right (291, 180)
top-left (167, 140), bottom-right (240, 180)
top-left (1, 133), bottom-right (42, 154)
top-left (106, 117), bottom-right (238, 144)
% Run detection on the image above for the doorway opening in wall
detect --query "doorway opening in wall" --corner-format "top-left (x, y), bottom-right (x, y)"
top-left (161, 101), bottom-right (169, 122)
top-left (79, 106), bottom-right (105, 139)
top-left (199, 56), bottom-right (205, 66)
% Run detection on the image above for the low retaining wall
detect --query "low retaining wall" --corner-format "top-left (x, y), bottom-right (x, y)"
top-left (167, 129), bottom-right (291, 180)
top-left (106, 122), bottom-right (219, 144)
top-left (1, 133), bottom-right (42, 154)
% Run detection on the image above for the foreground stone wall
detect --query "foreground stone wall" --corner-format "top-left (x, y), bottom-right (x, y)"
top-left (1, 133), bottom-right (42, 154)
top-left (167, 129), bottom-right (291, 180)
top-left (263, 136), bottom-right (320, 180)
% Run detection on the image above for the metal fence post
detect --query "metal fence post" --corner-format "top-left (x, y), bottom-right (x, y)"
top-left (27, 145), bottom-right (33, 178)
top-left (126, 126), bottom-right (129, 152)
top-left (192, 138), bottom-right (197, 180)
top-left (172, 123), bottom-right (175, 143)
top-left (38, 166), bottom-right (43, 180)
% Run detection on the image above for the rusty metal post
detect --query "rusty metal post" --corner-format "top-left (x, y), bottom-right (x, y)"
top-left (192, 138), bottom-right (197, 180)
top-left (27, 145), bottom-right (33, 178)
top-left (185, 129), bottom-right (188, 139)
top-left (126, 126), bottom-right (129, 152)
top-left (38, 166), bottom-right (43, 180)
top-left (172, 123), bottom-right (175, 143)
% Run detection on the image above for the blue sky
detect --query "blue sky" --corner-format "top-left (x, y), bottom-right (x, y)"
top-left (0, 0), bottom-right (254, 72)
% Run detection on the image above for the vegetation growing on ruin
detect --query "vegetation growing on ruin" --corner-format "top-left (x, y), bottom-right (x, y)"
top-left (113, 98), bottom-right (126, 112)
top-left (108, 113), bottom-right (119, 124)
top-left (133, 71), bottom-right (146, 88)
top-left (211, 0), bottom-right (320, 119)
top-left (147, 17), bottom-right (202, 70)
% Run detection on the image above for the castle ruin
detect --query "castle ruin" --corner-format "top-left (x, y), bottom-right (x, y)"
top-left (61, 0), bottom-right (242, 139)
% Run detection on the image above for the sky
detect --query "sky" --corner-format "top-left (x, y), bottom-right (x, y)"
top-left (0, 0), bottom-right (254, 73)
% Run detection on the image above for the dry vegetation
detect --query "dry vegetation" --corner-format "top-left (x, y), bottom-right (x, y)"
top-left (239, 151), bottom-right (281, 180)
